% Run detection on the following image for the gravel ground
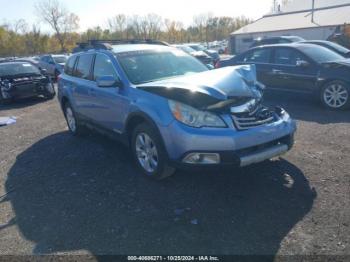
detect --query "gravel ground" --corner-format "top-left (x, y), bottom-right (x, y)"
top-left (0, 89), bottom-right (349, 259)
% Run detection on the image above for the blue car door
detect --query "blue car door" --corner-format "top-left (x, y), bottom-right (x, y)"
top-left (87, 53), bottom-right (130, 133)
top-left (70, 53), bottom-right (95, 119)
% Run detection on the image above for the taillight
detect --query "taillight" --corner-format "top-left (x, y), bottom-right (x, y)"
top-left (215, 61), bottom-right (220, 68)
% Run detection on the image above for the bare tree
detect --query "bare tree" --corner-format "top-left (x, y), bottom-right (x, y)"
top-left (146, 13), bottom-right (163, 39)
top-left (108, 14), bottom-right (127, 38)
top-left (35, 0), bottom-right (79, 52)
top-left (193, 13), bottom-right (212, 43)
top-left (12, 19), bottom-right (29, 34)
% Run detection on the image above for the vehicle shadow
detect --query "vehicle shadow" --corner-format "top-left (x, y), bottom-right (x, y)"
top-left (264, 91), bottom-right (350, 124)
top-left (4, 131), bottom-right (316, 257)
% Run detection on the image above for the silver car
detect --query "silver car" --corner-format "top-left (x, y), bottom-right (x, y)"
top-left (39, 54), bottom-right (68, 79)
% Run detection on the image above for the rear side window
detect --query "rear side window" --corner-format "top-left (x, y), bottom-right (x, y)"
top-left (243, 48), bottom-right (271, 63)
top-left (74, 54), bottom-right (94, 80)
top-left (93, 54), bottom-right (118, 81)
top-left (64, 56), bottom-right (77, 76)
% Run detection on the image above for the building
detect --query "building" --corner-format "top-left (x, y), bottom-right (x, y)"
top-left (230, 0), bottom-right (350, 54)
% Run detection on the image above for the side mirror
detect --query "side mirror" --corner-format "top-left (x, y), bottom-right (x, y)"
top-left (96, 75), bottom-right (121, 88)
top-left (296, 60), bottom-right (310, 67)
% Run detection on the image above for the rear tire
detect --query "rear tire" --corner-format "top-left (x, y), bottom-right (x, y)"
top-left (131, 123), bottom-right (175, 180)
top-left (320, 80), bottom-right (350, 110)
top-left (63, 102), bottom-right (85, 136)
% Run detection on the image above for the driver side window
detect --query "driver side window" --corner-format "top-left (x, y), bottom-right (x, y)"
top-left (93, 54), bottom-right (119, 81)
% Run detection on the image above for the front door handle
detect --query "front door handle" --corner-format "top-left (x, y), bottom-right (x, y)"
top-left (272, 69), bottom-right (283, 75)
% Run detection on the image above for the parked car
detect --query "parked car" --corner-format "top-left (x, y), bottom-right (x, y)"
top-left (301, 40), bottom-right (350, 58)
top-left (185, 43), bottom-right (220, 63)
top-left (39, 54), bottom-right (68, 79)
top-left (250, 36), bottom-right (305, 48)
top-left (14, 57), bottom-right (41, 69)
top-left (173, 44), bottom-right (214, 66)
top-left (58, 41), bottom-right (296, 179)
top-left (218, 43), bottom-right (350, 110)
top-left (0, 61), bottom-right (55, 104)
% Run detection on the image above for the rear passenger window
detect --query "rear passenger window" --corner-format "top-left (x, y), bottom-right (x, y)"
top-left (274, 48), bottom-right (305, 66)
top-left (64, 56), bottom-right (77, 76)
top-left (74, 54), bottom-right (94, 80)
top-left (243, 49), bottom-right (271, 63)
top-left (93, 54), bottom-right (118, 81)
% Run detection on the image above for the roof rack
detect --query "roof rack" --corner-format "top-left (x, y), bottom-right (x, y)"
top-left (73, 39), bottom-right (170, 53)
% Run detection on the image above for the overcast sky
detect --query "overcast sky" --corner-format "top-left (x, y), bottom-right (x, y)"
top-left (0, 0), bottom-right (273, 32)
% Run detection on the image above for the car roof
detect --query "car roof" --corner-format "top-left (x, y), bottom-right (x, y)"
top-left (111, 44), bottom-right (174, 54)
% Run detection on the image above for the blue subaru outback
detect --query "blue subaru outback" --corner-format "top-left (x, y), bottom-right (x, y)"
top-left (58, 40), bottom-right (296, 179)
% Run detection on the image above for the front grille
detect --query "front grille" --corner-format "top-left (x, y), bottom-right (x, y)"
top-left (232, 107), bottom-right (276, 131)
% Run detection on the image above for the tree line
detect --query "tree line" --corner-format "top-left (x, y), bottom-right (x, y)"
top-left (0, 0), bottom-right (252, 57)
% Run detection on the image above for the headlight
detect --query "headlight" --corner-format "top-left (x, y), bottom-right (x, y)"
top-left (168, 100), bottom-right (226, 128)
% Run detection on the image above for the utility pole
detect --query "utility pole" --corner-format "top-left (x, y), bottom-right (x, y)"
top-left (311, 0), bottom-right (315, 23)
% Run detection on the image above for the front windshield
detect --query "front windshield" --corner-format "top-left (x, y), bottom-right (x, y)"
top-left (0, 63), bottom-right (40, 77)
top-left (117, 49), bottom-right (208, 85)
top-left (53, 56), bottom-right (67, 64)
top-left (302, 45), bottom-right (345, 63)
top-left (323, 41), bottom-right (350, 54)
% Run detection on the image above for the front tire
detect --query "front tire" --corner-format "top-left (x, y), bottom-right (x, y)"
top-left (321, 81), bottom-right (350, 110)
top-left (131, 123), bottom-right (175, 180)
top-left (54, 70), bottom-right (60, 82)
top-left (43, 82), bottom-right (56, 99)
top-left (0, 88), bottom-right (12, 105)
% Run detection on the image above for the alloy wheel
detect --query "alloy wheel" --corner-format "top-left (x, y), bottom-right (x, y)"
top-left (323, 83), bottom-right (349, 109)
top-left (135, 132), bottom-right (159, 173)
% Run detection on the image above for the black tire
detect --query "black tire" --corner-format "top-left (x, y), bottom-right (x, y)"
top-left (63, 102), bottom-right (85, 136)
top-left (0, 89), bottom-right (12, 105)
top-left (54, 70), bottom-right (60, 82)
top-left (131, 123), bottom-right (175, 180)
top-left (43, 82), bottom-right (56, 99)
top-left (320, 80), bottom-right (350, 110)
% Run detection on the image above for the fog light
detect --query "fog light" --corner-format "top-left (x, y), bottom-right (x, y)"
top-left (183, 153), bottom-right (220, 164)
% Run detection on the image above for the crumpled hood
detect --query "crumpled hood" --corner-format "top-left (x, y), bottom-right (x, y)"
top-left (137, 65), bottom-right (264, 110)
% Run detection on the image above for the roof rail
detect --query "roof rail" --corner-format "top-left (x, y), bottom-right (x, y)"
top-left (73, 39), bottom-right (170, 53)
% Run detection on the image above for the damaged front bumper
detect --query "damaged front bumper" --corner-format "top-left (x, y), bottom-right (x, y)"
top-left (159, 108), bottom-right (296, 168)
top-left (0, 80), bottom-right (51, 99)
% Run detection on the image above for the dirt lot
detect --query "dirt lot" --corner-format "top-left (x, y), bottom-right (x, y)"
top-left (0, 89), bottom-right (349, 258)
